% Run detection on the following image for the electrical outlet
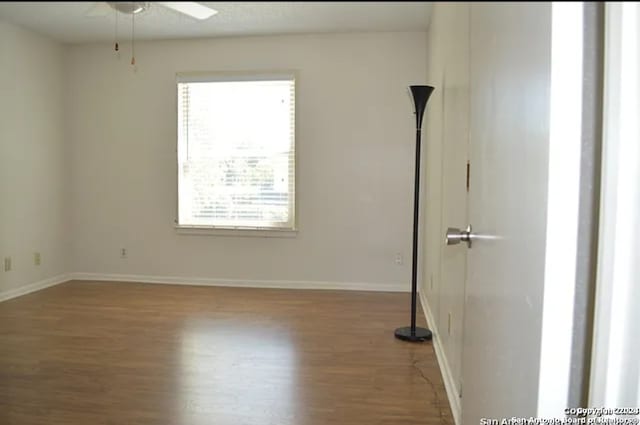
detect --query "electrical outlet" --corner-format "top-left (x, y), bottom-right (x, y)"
top-left (4, 257), bottom-right (11, 272)
top-left (448, 312), bottom-right (452, 335)
top-left (120, 248), bottom-right (127, 259)
top-left (394, 253), bottom-right (403, 265)
top-left (34, 252), bottom-right (41, 266)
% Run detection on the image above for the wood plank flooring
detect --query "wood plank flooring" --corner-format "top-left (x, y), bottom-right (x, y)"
top-left (0, 281), bottom-right (452, 425)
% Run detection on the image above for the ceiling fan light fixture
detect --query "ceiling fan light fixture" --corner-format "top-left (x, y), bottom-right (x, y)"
top-left (107, 2), bottom-right (148, 15)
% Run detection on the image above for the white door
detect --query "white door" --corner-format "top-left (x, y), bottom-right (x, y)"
top-left (461, 3), bottom-right (553, 423)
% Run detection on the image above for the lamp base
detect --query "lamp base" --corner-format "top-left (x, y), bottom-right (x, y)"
top-left (394, 326), bottom-right (432, 342)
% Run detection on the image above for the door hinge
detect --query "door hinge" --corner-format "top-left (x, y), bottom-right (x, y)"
top-left (466, 161), bottom-right (471, 192)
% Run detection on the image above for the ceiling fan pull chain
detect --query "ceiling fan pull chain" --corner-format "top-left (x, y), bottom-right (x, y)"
top-left (114, 9), bottom-right (119, 52)
top-left (131, 10), bottom-right (136, 66)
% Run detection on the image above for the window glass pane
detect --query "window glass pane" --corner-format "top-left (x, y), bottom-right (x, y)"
top-left (177, 77), bottom-right (295, 229)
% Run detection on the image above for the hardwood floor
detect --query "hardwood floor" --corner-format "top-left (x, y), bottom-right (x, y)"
top-left (0, 281), bottom-right (452, 425)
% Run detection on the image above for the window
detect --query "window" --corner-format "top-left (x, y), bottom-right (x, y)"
top-left (176, 73), bottom-right (296, 231)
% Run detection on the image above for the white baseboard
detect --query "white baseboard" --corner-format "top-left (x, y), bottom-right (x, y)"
top-left (68, 272), bottom-right (408, 293)
top-left (0, 274), bottom-right (71, 303)
top-left (419, 290), bottom-right (462, 425)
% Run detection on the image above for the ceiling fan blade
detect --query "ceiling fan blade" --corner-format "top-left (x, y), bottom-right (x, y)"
top-left (85, 2), bottom-right (112, 17)
top-left (157, 2), bottom-right (218, 20)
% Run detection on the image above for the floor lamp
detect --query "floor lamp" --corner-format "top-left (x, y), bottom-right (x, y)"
top-left (394, 85), bottom-right (435, 343)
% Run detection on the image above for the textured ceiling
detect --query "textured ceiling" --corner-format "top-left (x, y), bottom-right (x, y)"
top-left (0, 2), bottom-right (431, 44)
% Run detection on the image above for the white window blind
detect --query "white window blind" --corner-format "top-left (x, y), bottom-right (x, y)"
top-left (176, 73), bottom-right (295, 230)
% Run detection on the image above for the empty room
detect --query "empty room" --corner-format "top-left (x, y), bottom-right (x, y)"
top-left (1, 2), bottom-right (639, 425)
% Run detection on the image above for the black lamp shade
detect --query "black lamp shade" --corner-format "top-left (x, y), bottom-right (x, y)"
top-left (410, 85), bottom-right (434, 130)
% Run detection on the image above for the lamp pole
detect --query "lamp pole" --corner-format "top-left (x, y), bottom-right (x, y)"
top-left (394, 85), bottom-right (435, 343)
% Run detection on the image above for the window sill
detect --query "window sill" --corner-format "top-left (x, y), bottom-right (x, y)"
top-left (174, 225), bottom-right (298, 238)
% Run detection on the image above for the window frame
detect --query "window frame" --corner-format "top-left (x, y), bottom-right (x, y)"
top-left (174, 71), bottom-right (298, 237)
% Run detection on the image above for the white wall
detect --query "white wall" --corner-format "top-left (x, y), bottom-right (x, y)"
top-left (590, 1), bottom-right (640, 407)
top-left (67, 32), bottom-right (427, 288)
top-left (0, 20), bottom-right (68, 299)
top-left (422, 6), bottom-right (445, 321)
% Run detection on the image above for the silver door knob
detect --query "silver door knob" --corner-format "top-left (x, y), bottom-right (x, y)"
top-left (445, 225), bottom-right (473, 248)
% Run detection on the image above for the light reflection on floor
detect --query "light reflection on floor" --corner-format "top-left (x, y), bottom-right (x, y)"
top-left (178, 317), bottom-right (298, 424)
